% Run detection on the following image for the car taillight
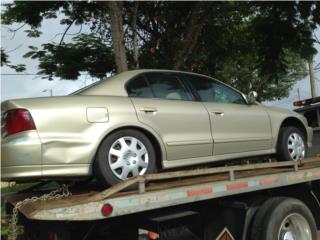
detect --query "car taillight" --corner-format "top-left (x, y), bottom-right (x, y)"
top-left (1, 109), bottom-right (36, 137)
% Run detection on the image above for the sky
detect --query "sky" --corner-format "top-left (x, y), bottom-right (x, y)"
top-left (1, 6), bottom-right (97, 100)
top-left (1, 4), bottom-right (320, 109)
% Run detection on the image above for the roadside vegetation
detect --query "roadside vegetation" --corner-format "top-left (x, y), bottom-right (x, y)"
top-left (2, 1), bottom-right (320, 101)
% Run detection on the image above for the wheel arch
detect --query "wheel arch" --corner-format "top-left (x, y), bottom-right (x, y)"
top-left (277, 117), bottom-right (307, 143)
top-left (91, 125), bottom-right (166, 173)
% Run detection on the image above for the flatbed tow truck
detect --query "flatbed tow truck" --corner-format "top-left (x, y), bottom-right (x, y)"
top-left (2, 156), bottom-right (320, 240)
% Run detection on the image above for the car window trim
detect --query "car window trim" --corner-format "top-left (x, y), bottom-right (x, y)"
top-left (179, 73), bottom-right (202, 102)
top-left (174, 73), bottom-right (195, 101)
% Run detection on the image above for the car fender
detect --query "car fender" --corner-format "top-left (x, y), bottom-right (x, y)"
top-left (264, 106), bottom-right (310, 149)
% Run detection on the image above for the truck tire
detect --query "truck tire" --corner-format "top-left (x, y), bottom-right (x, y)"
top-left (250, 197), bottom-right (317, 240)
top-left (276, 126), bottom-right (307, 161)
top-left (94, 129), bottom-right (156, 188)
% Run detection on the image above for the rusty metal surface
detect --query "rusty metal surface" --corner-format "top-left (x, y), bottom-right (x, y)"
top-left (5, 157), bottom-right (320, 221)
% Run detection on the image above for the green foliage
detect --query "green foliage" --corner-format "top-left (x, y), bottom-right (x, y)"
top-left (24, 34), bottom-right (114, 79)
top-left (186, 3), bottom-right (310, 100)
top-left (1, 48), bottom-right (26, 72)
top-left (250, 2), bottom-right (317, 81)
top-left (25, 28), bottom-right (42, 38)
top-left (2, 1), bottom-right (62, 27)
top-left (216, 50), bottom-right (307, 101)
top-left (1, 48), bottom-right (9, 66)
top-left (2, 1), bottom-right (103, 29)
top-left (2, 1), bottom-right (319, 100)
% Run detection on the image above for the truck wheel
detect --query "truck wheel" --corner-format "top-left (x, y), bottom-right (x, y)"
top-left (94, 129), bottom-right (156, 187)
top-left (251, 197), bottom-right (317, 240)
top-left (276, 126), bottom-right (307, 161)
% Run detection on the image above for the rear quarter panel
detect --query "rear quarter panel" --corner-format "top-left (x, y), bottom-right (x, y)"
top-left (3, 96), bottom-right (140, 169)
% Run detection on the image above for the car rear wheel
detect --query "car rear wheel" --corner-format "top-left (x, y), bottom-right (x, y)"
top-left (276, 126), bottom-right (307, 161)
top-left (94, 129), bottom-right (157, 187)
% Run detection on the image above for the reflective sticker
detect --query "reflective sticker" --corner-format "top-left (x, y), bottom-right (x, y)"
top-left (226, 182), bottom-right (248, 191)
top-left (215, 227), bottom-right (235, 240)
top-left (260, 177), bottom-right (278, 186)
top-left (313, 170), bottom-right (320, 177)
top-left (187, 187), bottom-right (212, 197)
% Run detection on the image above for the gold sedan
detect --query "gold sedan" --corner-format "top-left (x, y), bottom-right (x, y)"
top-left (1, 70), bottom-right (313, 186)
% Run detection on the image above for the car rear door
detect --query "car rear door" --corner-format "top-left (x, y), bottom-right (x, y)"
top-left (127, 72), bottom-right (213, 161)
top-left (183, 73), bottom-right (272, 156)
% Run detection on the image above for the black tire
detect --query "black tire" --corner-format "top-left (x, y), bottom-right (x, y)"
top-left (94, 129), bottom-right (157, 187)
top-left (276, 126), bottom-right (307, 161)
top-left (251, 197), bottom-right (317, 240)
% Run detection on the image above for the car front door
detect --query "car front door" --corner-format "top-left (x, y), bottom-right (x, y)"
top-left (184, 74), bottom-right (272, 156)
top-left (127, 72), bottom-right (213, 161)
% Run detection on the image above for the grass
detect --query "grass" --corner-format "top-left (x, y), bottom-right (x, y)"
top-left (1, 182), bottom-right (37, 194)
top-left (1, 182), bottom-right (37, 238)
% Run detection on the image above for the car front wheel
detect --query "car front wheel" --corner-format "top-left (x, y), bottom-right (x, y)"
top-left (276, 126), bottom-right (307, 161)
top-left (94, 129), bottom-right (157, 187)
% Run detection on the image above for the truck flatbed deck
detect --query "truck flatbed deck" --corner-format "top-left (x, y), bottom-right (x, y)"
top-left (5, 157), bottom-right (320, 221)
top-left (3, 157), bottom-right (320, 240)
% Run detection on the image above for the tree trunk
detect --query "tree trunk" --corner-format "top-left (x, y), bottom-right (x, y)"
top-left (173, 2), bottom-right (207, 70)
top-left (108, 1), bottom-right (128, 73)
top-left (308, 57), bottom-right (317, 97)
top-left (132, 2), bottom-right (139, 69)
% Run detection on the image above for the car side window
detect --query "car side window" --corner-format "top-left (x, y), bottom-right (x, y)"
top-left (145, 73), bottom-right (191, 101)
top-left (126, 76), bottom-right (153, 98)
top-left (185, 74), bottom-right (246, 104)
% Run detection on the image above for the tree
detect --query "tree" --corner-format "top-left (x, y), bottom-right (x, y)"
top-left (23, 34), bottom-right (114, 80)
top-left (1, 48), bottom-right (26, 72)
top-left (2, 1), bottom-right (319, 100)
top-left (107, 1), bottom-right (128, 73)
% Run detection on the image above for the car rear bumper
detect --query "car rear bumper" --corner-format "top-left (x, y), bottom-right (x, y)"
top-left (1, 165), bottom-right (91, 182)
top-left (1, 130), bottom-right (42, 181)
top-left (1, 130), bottom-right (92, 181)
top-left (1, 166), bottom-right (42, 181)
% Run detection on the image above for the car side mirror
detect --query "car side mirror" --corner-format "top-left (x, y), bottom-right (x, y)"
top-left (247, 91), bottom-right (258, 104)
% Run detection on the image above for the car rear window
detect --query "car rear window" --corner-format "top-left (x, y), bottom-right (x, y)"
top-left (127, 76), bottom-right (153, 98)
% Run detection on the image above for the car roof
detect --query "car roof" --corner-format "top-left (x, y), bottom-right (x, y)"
top-left (77, 69), bottom-right (243, 98)
top-left (77, 69), bottom-right (210, 97)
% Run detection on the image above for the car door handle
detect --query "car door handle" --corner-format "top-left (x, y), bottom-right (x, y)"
top-left (212, 110), bottom-right (224, 116)
top-left (140, 107), bottom-right (157, 113)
